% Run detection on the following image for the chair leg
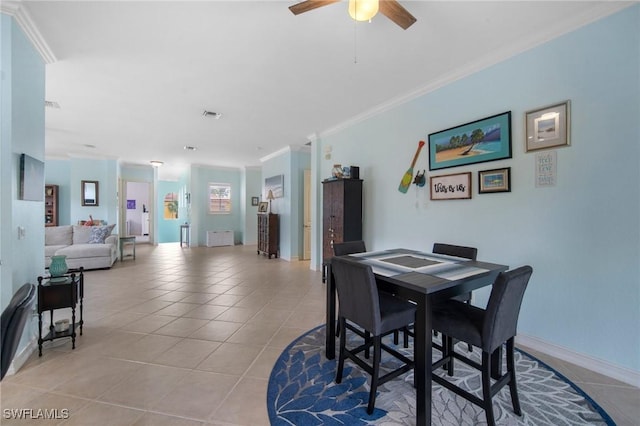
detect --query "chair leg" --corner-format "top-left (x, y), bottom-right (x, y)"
top-left (445, 335), bottom-right (455, 376)
top-left (367, 336), bottom-right (382, 415)
top-left (393, 329), bottom-right (399, 345)
top-left (506, 338), bottom-right (522, 416)
top-left (336, 318), bottom-right (346, 383)
top-left (403, 326), bottom-right (409, 348)
top-left (365, 331), bottom-right (371, 359)
top-left (481, 351), bottom-right (496, 426)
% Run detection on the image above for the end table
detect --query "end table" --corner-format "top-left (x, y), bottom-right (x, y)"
top-left (36, 268), bottom-right (84, 356)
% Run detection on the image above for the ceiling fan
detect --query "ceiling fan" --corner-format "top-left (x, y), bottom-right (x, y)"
top-left (289, 0), bottom-right (417, 30)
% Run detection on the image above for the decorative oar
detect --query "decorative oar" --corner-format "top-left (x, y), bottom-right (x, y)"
top-left (398, 140), bottom-right (425, 193)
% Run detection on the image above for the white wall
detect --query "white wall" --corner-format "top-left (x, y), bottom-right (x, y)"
top-left (317, 6), bottom-right (639, 374)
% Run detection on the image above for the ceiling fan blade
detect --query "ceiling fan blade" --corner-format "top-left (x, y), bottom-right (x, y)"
top-left (289, 0), bottom-right (341, 15)
top-left (379, 0), bottom-right (417, 29)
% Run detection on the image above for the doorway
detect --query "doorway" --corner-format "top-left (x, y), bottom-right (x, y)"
top-left (303, 169), bottom-right (312, 260)
top-left (120, 180), bottom-right (152, 243)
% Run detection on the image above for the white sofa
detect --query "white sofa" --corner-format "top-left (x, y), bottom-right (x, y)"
top-left (45, 225), bottom-right (118, 270)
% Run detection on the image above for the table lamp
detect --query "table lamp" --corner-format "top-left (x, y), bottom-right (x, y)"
top-left (267, 189), bottom-right (275, 213)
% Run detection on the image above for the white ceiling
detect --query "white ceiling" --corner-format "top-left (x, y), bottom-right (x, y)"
top-left (10, 1), bottom-right (629, 180)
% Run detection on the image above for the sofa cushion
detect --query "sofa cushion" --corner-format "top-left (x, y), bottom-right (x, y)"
top-left (88, 224), bottom-right (115, 244)
top-left (45, 245), bottom-right (67, 258)
top-left (56, 243), bottom-right (112, 258)
top-left (45, 225), bottom-right (72, 246)
top-left (72, 225), bottom-right (92, 244)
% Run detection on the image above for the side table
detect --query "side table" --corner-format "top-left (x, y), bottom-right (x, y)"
top-left (36, 268), bottom-right (84, 356)
top-left (120, 235), bottom-right (136, 261)
top-left (180, 224), bottom-right (190, 247)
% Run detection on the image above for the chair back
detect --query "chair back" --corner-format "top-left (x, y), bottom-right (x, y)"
top-left (333, 240), bottom-right (366, 256)
top-left (1, 283), bottom-right (36, 380)
top-left (331, 256), bottom-right (381, 335)
top-left (482, 266), bottom-right (533, 353)
top-left (433, 243), bottom-right (477, 260)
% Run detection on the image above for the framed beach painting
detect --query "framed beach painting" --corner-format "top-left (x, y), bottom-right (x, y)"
top-left (478, 167), bottom-right (511, 193)
top-left (525, 100), bottom-right (570, 152)
top-left (428, 111), bottom-right (512, 171)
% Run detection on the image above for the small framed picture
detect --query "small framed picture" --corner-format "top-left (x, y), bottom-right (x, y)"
top-left (478, 167), bottom-right (511, 194)
top-left (525, 100), bottom-right (570, 152)
top-left (258, 202), bottom-right (269, 213)
top-left (430, 172), bottom-right (472, 200)
top-left (251, 196), bottom-right (259, 206)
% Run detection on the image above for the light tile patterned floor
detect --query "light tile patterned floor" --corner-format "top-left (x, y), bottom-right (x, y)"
top-left (1, 244), bottom-right (638, 425)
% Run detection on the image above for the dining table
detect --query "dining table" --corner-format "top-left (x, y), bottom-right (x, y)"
top-left (326, 248), bottom-right (508, 426)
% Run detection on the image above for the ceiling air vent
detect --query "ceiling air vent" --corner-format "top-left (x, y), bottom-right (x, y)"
top-left (202, 110), bottom-right (222, 119)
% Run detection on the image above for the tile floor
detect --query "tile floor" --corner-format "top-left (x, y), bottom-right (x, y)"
top-left (1, 244), bottom-right (638, 425)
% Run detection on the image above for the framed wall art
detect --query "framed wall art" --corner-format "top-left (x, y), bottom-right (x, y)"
top-left (428, 111), bottom-right (511, 171)
top-left (478, 167), bottom-right (511, 194)
top-left (525, 100), bottom-right (570, 152)
top-left (265, 174), bottom-right (284, 198)
top-left (258, 201), bottom-right (269, 213)
top-left (430, 172), bottom-right (472, 200)
top-left (251, 196), bottom-right (259, 206)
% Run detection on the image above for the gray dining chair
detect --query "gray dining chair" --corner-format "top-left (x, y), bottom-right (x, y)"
top-left (431, 265), bottom-right (533, 426)
top-left (402, 243), bottom-right (478, 349)
top-left (432, 243), bottom-right (477, 352)
top-left (1, 283), bottom-right (36, 380)
top-left (333, 241), bottom-right (402, 350)
top-left (332, 256), bottom-right (416, 414)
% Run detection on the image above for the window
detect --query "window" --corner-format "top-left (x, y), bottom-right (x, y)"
top-left (209, 183), bottom-right (231, 214)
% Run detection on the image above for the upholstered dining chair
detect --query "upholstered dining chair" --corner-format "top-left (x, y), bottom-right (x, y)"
top-left (432, 243), bottom-right (478, 351)
top-left (1, 283), bottom-right (36, 380)
top-left (402, 243), bottom-right (479, 349)
top-left (431, 265), bottom-right (533, 426)
top-left (332, 256), bottom-right (416, 414)
top-left (333, 241), bottom-right (402, 347)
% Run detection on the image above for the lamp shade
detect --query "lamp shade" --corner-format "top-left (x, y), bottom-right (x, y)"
top-left (267, 189), bottom-right (275, 200)
top-left (348, 0), bottom-right (379, 22)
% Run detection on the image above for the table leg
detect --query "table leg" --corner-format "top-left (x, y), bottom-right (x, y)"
top-left (71, 305), bottom-right (76, 350)
top-left (120, 241), bottom-right (124, 261)
top-left (414, 294), bottom-right (432, 426)
top-left (325, 263), bottom-right (336, 360)
top-left (132, 240), bottom-right (136, 260)
top-left (38, 311), bottom-right (43, 356)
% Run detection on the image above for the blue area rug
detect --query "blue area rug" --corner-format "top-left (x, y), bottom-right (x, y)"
top-left (267, 325), bottom-right (615, 425)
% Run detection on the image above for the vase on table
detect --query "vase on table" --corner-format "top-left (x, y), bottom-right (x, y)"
top-left (49, 255), bottom-right (68, 277)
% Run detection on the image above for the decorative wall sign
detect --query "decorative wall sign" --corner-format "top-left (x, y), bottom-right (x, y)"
top-left (430, 172), bottom-right (472, 200)
top-left (526, 100), bottom-right (570, 152)
top-left (428, 111), bottom-right (512, 171)
top-left (478, 167), bottom-right (511, 194)
top-left (127, 200), bottom-right (136, 209)
top-left (535, 151), bottom-right (557, 187)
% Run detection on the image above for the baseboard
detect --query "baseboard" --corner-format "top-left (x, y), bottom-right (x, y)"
top-left (6, 336), bottom-right (37, 377)
top-left (516, 333), bottom-right (640, 388)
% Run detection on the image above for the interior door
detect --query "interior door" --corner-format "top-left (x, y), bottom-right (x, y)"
top-left (303, 169), bottom-right (312, 260)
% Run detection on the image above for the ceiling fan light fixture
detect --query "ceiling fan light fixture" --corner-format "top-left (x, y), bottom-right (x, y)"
top-left (150, 160), bottom-right (164, 167)
top-left (348, 0), bottom-right (379, 22)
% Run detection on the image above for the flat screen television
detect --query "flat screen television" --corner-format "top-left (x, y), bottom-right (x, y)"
top-left (19, 153), bottom-right (45, 201)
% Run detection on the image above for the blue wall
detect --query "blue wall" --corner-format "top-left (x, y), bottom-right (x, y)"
top-left (317, 6), bottom-right (639, 372)
top-left (0, 13), bottom-right (46, 358)
top-left (190, 165), bottom-right (242, 246)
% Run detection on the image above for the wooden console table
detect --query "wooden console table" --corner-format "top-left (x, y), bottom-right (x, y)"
top-left (37, 268), bottom-right (84, 356)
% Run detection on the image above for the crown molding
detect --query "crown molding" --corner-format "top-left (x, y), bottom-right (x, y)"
top-left (1, 1), bottom-right (56, 64)
top-left (260, 144), bottom-right (310, 163)
top-left (319, 2), bottom-right (632, 139)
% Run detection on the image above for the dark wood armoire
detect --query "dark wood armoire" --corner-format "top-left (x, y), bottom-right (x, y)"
top-left (322, 179), bottom-right (363, 280)
top-left (257, 213), bottom-right (279, 258)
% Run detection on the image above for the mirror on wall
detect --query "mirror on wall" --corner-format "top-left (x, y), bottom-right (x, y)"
top-left (81, 180), bottom-right (99, 206)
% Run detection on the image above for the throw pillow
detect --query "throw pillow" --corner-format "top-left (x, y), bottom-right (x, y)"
top-left (88, 226), bottom-right (111, 244)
